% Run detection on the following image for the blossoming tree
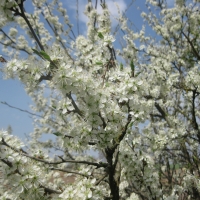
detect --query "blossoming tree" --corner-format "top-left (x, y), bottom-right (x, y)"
top-left (0, 0), bottom-right (200, 199)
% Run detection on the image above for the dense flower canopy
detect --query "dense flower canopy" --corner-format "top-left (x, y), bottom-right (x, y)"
top-left (0, 0), bottom-right (200, 199)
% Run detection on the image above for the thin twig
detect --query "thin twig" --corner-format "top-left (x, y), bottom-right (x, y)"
top-left (76, 0), bottom-right (80, 35)
top-left (1, 137), bottom-right (107, 168)
top-left (0, 101), bottom-right (41, 117)
top-left (50, 167), bottom-right (90, 178)
top-left (95, 173), bottom-right (107, 185)
top-left (66, 93), bottom-right (83, 117)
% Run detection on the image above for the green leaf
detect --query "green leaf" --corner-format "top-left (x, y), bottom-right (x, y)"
top-left (130, 59), bottom-right (135, 72)
top-left (135, 71), bottom-right (141, 77)
top-left (120, 63), bottom-right (123, 71)
top-left (53, 132), bottom-right (62, 137)
top-left (98, 32), bottom-right (104, 39)
top-left (100, 3), bottom-right (106, 9)
top-left (128, 122), bottom-right (133, 128)
top-left (32, 49), bottom-right (51, 61)
top-left (32, 48), bottom-right (41, 57)
top-left (40, 51), bottom-right (51, 61)
top-left (96, 61), bottom-right (103, 65)
top-left (52, 105), bottom-right (56, 109)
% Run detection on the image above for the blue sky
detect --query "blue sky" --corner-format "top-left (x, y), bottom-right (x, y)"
top-left (0, 0), bottom-right (175, 141)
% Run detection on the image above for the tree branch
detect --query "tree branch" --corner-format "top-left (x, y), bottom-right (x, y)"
top-left (1, 137), bottom-right (107, 168)
top-left (50, 167), bottom-right (90, 178)
top-left (66, 93), bottom-right (83, 117)
top-left (182, 31), bottom-right (200, 61)
top-left (191, 89), bottom-right (200, 141)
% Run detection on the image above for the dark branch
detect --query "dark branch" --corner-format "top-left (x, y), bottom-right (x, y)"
top-left (1, 137), bottom-right (107, 168)
top-left (50, 167), bottom-right (90, 178)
